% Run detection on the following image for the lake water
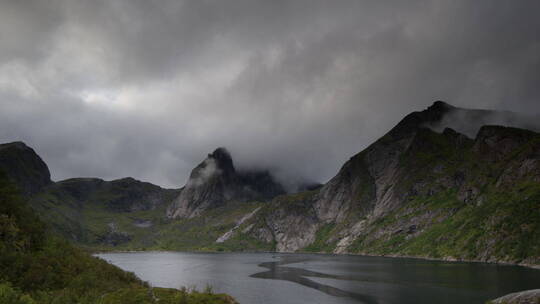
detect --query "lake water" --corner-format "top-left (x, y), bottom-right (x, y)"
top-left (96, 252), bottom-right (540, 304)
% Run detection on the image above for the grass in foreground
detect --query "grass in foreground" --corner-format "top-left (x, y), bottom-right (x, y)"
top-left (0, 171), bottom-right (237, 304)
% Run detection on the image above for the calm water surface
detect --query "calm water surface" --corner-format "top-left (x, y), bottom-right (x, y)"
top-left (96, 252), bottom-right (540, 304)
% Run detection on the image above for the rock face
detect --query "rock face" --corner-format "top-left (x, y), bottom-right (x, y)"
top-left (239, 101), bottom-right (540, 265)
top-left (216, 207), bottom-right (261, 243)
top-left (0, 142), bottom-right (52, 195)
top-left (489, 289), bottom-right (540, 304)
top-left (167, 147), bottom-right (285, 219)
top-left (246, 101), bottom-right (458, 250)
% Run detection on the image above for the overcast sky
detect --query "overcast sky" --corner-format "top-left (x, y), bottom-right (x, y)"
top-left (1, 0), bottom-right (539, 188)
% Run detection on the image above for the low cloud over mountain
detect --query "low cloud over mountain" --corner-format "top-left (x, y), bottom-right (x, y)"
top-left (0, 1), bottom-right (539, 187)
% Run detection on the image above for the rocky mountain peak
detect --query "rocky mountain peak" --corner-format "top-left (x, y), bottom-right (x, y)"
top-left (167, 147), bottom-right (285, 219)
top-left (428, 100), bottom-right (454, 111)
top-left (383, 101), bottom-right (455, 141)
top-left (313, 101), bottom-right (532, 224)
top-left (475, 125), bottom-right (537, 142)
top-left (0, 141), bottom-right (52, 195)
top-left (208, 147), bottom-right (235, 176)
top-left (186, 147), bottom-right (235, 188)
top-left (473, 125), bottom-right (538, 162)
top-left (209, 147), bottom-right (232, 163)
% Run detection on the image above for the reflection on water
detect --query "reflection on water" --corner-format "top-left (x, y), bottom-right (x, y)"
top-left (251, 256), bottom-right (379, 303)
top-left (97, 252), bottom-right (540, 304)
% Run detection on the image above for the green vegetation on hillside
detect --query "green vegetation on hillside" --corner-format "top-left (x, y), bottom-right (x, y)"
top-left (2, 118), bottom-right (539, 269)
top-left (150, 201), bottom-right (271, 252)
top-left (348, 127), bottom-right (540, 265)
top-left (348, 183), bottom-right (540, 264)
top-left (21, 176), bottom-right (275, 253)
top-left (0, 171), bottom-right (237, 303)
top-left (303, 223), bottom-right (337, 253)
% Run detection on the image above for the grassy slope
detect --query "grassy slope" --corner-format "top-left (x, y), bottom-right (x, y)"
top-left (152, 200), bottom-right (271, 252)
top-left (27, 171), bottom-right (274, 251)
top-left (346, 128), bottom-right (540, 264)
top-left (31, 184), bottom-right (270, 252)
top-left (347, 183), bottom-right (540, 264)
top-left (0, 172), bottom-right (237, 304)
top-left (259, 127), bottom-right (540, 265)
top-left (17, 126), bottom-right (540, 266)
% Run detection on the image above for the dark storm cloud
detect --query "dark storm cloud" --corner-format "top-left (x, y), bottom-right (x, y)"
top-left (0, 0), bottom-right (539, 188)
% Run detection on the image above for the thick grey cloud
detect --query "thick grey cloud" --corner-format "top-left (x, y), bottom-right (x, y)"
top-left (0, 0), bottom-right (539, 188)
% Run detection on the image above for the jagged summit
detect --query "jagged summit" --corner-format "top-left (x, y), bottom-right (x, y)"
top-left (207, 147), bottom-right (235, 175)
top-left (186, 147), bottom-right (235, 187)
top-left (428, 100), bottom-right (454, 111)
top-left (384, 100), bottom-right (455, 140)
top-left (209, 147), bottom-right (232, 162)
top-left (167, 147), bottom-right (285, 219)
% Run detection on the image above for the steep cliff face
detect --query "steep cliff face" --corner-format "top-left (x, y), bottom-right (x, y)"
top-left (243, 101), bottom-right (456, 250)
top-left (236, 102), bottom-right (540, 265)
top-left (312, 101), bottom-right (458, 223)
top-left (167, 147), bottom-right (285, 219)
top-left (0, 141), bottom-right (52, 195)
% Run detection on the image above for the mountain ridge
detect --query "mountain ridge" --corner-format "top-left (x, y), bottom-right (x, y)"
top-left (243, 123), bottom-right (539, 264)
top-left (0, 101), bottom-right (538, 266)
top-left (230, 103), bottom-right (540, 265)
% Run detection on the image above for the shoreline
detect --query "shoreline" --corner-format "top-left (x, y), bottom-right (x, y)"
top-left (345, 252), bottom-right (540, 270)
top-left (92, 248), bottom-right (540, 270)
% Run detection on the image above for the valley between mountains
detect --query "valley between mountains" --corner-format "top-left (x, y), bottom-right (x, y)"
top-left (1, 101), bottom-right (539, 267)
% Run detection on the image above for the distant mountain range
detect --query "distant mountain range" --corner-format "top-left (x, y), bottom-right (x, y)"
top-left (1, 101), bottom-right (538, 266)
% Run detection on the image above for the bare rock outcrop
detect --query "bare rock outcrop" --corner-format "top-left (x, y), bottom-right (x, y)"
top-left (489, 289), bottom-right (540, 304)
top-left (167, 148), bottom-right (285, 219)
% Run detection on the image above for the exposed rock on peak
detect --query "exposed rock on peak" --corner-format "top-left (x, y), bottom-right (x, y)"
top-left (244, 101), bottom-right (540, 264)
top-left (429, 100), bottom-right (454, 111)
top-left (167, 147), bottom-right (285, 219)
top-left (475, 125), bottom-right (537, 142)
top-left (0, 141), bottom-right (52, 195)
top-left (210, 147), bottom-right (233, 168)
top-left (384, 100), bottom-right (454, 140)
top-left (473, 125), bottom-right (538, 163)
top-left (421, 102), bottom-right (540, 137)
top-left (313, 102), bottom-right (460, 222)
top-left (208, 147), bottom-right (235, 177)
